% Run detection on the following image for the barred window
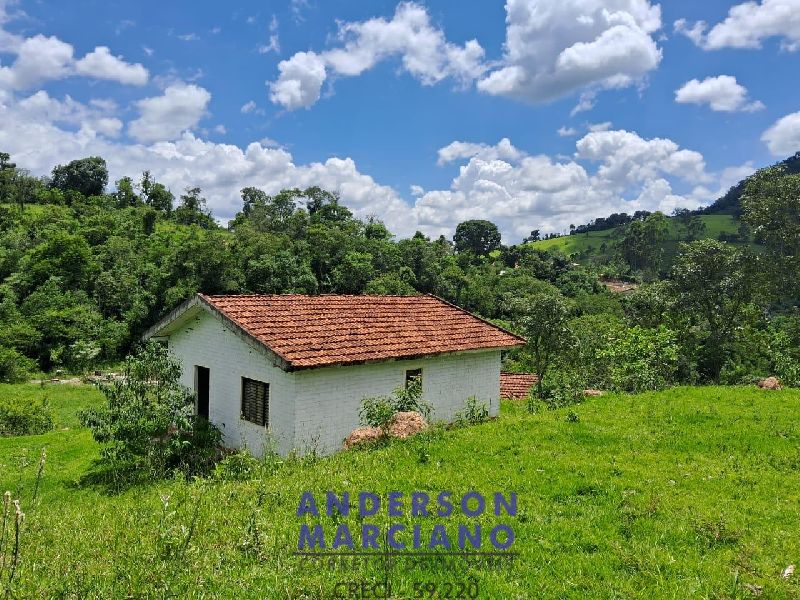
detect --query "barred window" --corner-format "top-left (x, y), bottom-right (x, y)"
top-left (241, 378), bottom-right (269, 426)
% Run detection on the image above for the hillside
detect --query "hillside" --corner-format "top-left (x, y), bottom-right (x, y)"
top-left (529, 214), bottom-right (742, 260)
top-left (2, 383), bottom-right (800, 598)
top-left (701, 151), bottom-right (800, 216)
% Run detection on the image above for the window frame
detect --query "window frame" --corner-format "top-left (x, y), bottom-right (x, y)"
top-left (240, 377), bottom-right (269, 427)
top-left (405, 368), bottom-right (423, 388)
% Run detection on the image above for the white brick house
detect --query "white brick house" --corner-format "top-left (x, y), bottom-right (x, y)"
top-left (143, 294), bottom-right (524, 455)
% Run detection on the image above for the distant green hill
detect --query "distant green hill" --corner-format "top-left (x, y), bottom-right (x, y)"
top-left (530, 214), bottom-right (742, 261)
top-left (700, 151), bottom-right (800, 216)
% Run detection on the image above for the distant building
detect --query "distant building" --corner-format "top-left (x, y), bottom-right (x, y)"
top-left (144, 294), bottom-right (524, 455)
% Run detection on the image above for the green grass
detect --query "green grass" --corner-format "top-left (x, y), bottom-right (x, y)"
top-left (531, 215), bottom-right (742, 258)
top-left (1, 383), bottom-right (799, 598)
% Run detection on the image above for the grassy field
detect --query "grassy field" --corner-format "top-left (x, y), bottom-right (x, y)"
top-left (531, 215), bottom-right (742, 257)
top-left (1, 383), bottom-right (799, 598)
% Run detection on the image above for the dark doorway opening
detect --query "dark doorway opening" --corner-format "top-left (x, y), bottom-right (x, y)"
top-left (195, 366), bottom-right (209, 419)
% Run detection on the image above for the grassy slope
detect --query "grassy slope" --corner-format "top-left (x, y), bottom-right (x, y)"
top-left (531, 215), bottom-right (741, 257)
top-left (1, 383), bottom-right (800, 598)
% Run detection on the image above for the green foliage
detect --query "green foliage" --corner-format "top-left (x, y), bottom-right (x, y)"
top-left (0, 395), bottom-right (53, 435)
top-left (537, 368), bottom-right (586, 409)
top-left (454, 396), bottom-right (489, 426)
top-left (597, 326), bottom-right (679, 393)
top-left (741, 166), bottom-right (800, 299)
top-left (213, 450), bottom-right (264, 481)
top-left (616, 212), bottom-right (670, 277)
top-left (769, 315), bottom-right (800, 387)
top-left (453, 219), bottom-right (501, 257)
top-left (0, 346), bottom-right (36, 383)
top-left (358, 396), bottom-right (396, 432)
top-left (7, 384), bottom-right (800, 596)
top-left (79, 343), bottom-right (222, 480)
top-left (50, 156), bottom-right (108, 197)
top-left (670, 239), bottom-right (759, 381)
top-left (359, 377), bottom-right (431, 431)
top-left (511, 288), bottom-right (573, 396)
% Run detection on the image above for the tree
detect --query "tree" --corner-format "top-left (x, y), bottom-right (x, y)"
top-left (174, 187), bottom-right (215, 228)
top-left (511, 289), bottom-right (573, 397)
top-left (617, 212), bottom-right (669, 276)
top-left (741, 167), bottom-right (800, 299)
top-left (453, 220), bottom-right (501, 257)
top-left (0, 152), bottom-right (16, 204)
top-left (670, 239), bottom-right (759, 381)
top-left (114, 176), bottom-right (140, 208)
top-left (140, 171), bottom-right (174, 213)
top-left (522, 229), bottom-right (540, 243)
top-left (80, 342), bottom-right (222, 480)
top-left (50, 156), bottom-right (108, 197)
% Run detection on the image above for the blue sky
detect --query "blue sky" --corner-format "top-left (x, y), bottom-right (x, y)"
top-left (1, 0), bottom-right (799, 241)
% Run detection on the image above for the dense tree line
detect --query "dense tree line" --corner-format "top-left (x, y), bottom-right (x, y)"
top-left (0, 151), bottom-right (797, 396)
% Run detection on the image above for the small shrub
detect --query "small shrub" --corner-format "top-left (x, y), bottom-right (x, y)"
top-left (392, 377), bottom-right (432, 420)
top-left (566, 410), bottom-right (580, 423)
top-left (0, 346), bottom-right (36, 383)
top-left (539, 369), bottom-right (585, 409)
top-left (455, 396), bottom-right (489, 426)
top-left (358, 396), bottom-right (396, 433)
top-left (0, 397), bottom-right (54, 436)
top-left (358, 378), bottom-right (432, 433)
top-left (214, 450), bottom-right (262, 481)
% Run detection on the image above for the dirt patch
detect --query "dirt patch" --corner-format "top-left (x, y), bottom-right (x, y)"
top-left (344, 411), bottom-right (427, 449)
top-left (343, 427), bottom-right (384, 449)
top-left (388, 411), bottom-right (427, 439)
top-left (758, 376), bottom-right (782, 390)
top-left (600, 277), bottom-right (640, 294)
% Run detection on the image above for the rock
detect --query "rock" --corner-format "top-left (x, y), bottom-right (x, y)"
top-left (782, 564), bottom-right (795, 579)
top-left (583, 389), bottom-right (604, 397)
top-left (758, 376), bottom-right (782, 390)
top-left (343, 427), bottom-right (384, 449)
top-left (388, 411), bottom-right (427, 439)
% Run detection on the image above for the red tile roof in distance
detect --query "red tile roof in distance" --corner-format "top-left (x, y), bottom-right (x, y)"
top-left (199, 294), bottom-right (525, 370)
top-left (500, 372), bottom-right (539, 399)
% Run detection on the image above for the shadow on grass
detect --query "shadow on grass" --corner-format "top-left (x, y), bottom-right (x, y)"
top-left (68, 459), bottom-right (166, 495)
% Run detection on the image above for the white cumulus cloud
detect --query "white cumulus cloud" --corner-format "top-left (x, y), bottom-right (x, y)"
top-left (269, 2), bottom-right (485, 110)
top-left (478, 0), bottom-right (663, 105)
top-left (674, 0), bottom-right (800, 51)
top-left (675, 75), bottom-right (764, 112)
top-left (128, 83), bottom-right (211, 143)
top-left (74, 46), bottom-right (148, 86)
top-left (762, 111), bottom-right (800, 156)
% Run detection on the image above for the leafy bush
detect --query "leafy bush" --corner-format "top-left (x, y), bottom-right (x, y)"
top-left (597, 326), bottom-right (679, 393)
top-left (0, 346), bottom-right (36, 383)
top-left (80, 342), bottom-right (222, 480)
top-left (770, 316), bottom-right (800, 387)
top-left (391, 377), bottom-right (431, 420)
top-left (455, 396), bottom-right (489, 426)
top-left (359, 377), bottom-right (432, 433)
top-left (358, 396), bottom-right (396, 433)
top-left (538, 369), bottom-right (586, 409)
top-left (0, 396), bottom-right (54, 436)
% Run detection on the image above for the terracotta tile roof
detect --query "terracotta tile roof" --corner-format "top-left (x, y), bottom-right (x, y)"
top-left (198, 294), bottom-right (525, 370)
top-left (500, 372), bottom-right (538, 399)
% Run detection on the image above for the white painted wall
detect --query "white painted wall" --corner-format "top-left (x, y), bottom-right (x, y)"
top-left (293, 350), bottom-right (502, 454)
top-left (166, 310), bottom-right (296, 456)
top-left (165, 308), bottom-right (502, 456)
